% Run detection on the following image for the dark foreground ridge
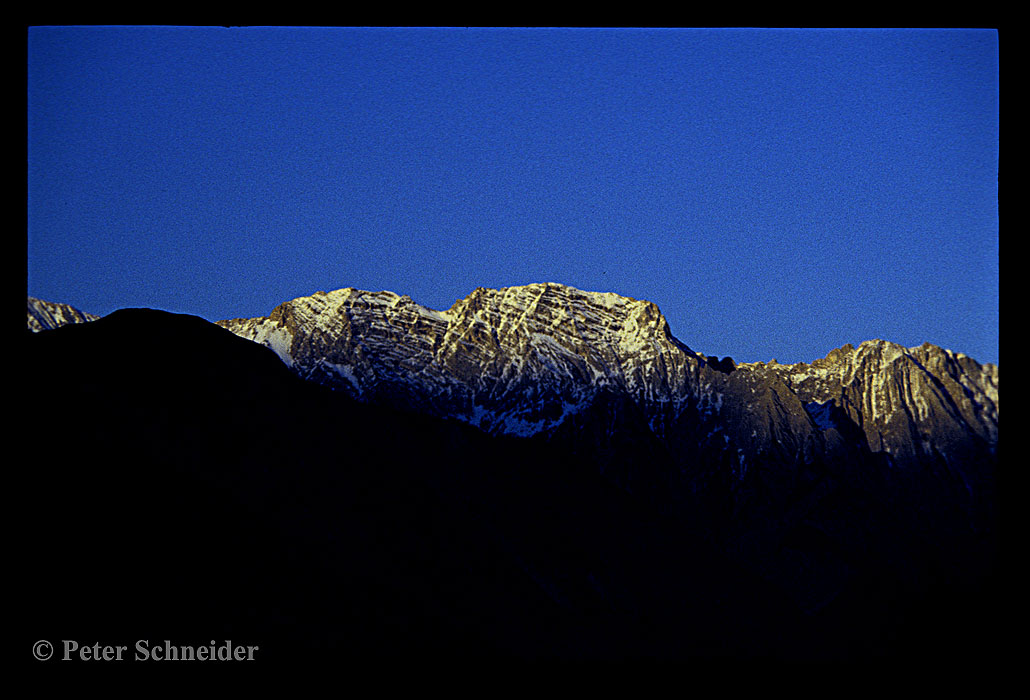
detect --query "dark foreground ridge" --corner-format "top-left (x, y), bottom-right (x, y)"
top-left (23, 307), bottom-right (1002, 665)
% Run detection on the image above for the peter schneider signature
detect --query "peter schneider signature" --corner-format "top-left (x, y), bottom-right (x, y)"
top-left (33, 639), bottom-right (259, 662)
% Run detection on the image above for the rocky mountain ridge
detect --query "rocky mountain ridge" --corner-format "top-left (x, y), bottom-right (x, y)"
top-left (26, 296), bottom-right (98, 332)
top-left (214, 284), bottom-right (998, 475)
top-left (217, 284), bottom-right (702, 435)
top-left (28, 284), bottom-right (998, 499)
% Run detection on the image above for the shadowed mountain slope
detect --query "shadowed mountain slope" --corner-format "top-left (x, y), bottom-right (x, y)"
top-left (22, 309), bottom-right (825, 663)
top-left (23, 297), bottom-right (1002, 664)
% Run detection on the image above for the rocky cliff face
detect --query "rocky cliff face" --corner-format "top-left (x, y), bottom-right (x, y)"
top-left (218, 283), bottom-right (703, 436)
top-left (27, 296), bottom-right (98, 332)
top-left (756, 340), bottom-right (998, 463)
top-left (216, 283), bottom-right (998, 477)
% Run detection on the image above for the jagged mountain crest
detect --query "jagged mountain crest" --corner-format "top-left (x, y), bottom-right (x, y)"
top-left (25, 285), bottom-right (998, 482)
top-left (27, 296), bottom-right (99, 332)
top-left (218, 283), bottom-right (707, 435)
top-left (751, 338), bottom-right (999, 462)
top-left (215, 283), bottom-right (998, 472)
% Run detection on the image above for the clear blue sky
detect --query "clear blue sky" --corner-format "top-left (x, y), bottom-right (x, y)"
top-left (27, 27), bottom-right (999, 365)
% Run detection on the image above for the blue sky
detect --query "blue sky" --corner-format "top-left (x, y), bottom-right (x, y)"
top-left (27, 27), bottom-right (999, 364)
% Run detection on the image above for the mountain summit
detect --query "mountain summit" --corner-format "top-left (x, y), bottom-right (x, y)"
top-left (215, 283), bottom-right (997, 470)
top-left (218, 283), bottom-right (699, 436)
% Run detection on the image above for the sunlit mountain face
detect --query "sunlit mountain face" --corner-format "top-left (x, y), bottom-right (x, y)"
top-left (24, 288), bottom-right (1000, 663)
top-left (27, 296), bottom-right (99, 332)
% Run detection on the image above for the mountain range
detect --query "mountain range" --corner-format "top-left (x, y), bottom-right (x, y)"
top-left (23, 285), bottom-right (1001, 662)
